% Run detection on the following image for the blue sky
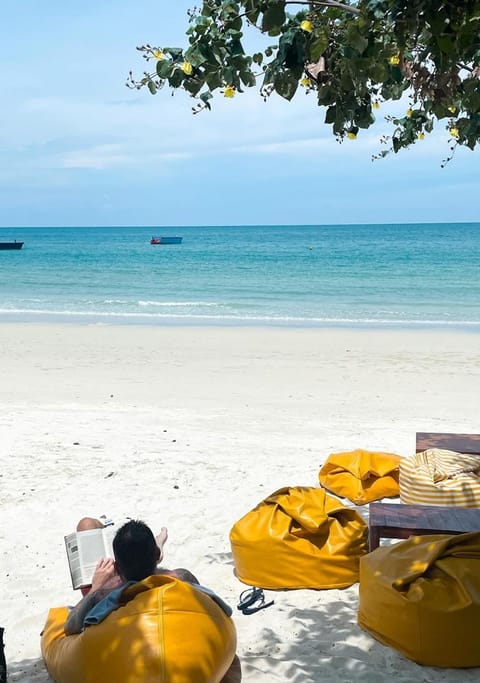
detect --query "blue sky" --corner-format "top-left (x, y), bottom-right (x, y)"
top-left (1, 0), bottom-right (478, 227)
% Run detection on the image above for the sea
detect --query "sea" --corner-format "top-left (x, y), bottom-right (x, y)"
top-left (0, 223), bottom-right (479, 330)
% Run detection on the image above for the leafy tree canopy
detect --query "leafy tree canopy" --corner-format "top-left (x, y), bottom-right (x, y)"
top-left (128, 1), bottom-right (480, 160)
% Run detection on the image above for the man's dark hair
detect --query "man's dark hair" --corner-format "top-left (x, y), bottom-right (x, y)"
top-left (113, 520), bottom-right (158, 582)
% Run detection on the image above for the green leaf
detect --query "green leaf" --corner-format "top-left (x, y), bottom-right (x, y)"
top-left (211, 45), bottom-right (225, 66)
top-left (437, 35), bottom-right (455, 54)
top-left (183, 78), bottom-right (203, 96)
top-left (222, 66), bottom-right (235, 85)
top-left (355, 106), bottom-right (375, 128)
top-left (261, 2), bottom-right (286, 34)
top-left (205, 70), bottom-right (223, 90)
top-left (347, 26), bottom-right (369, 54)
top-left (240, 69), bottom-right (256, 87)
top-left (244, 0), bottom-right (260, 24)
top-left (227, 16), bottom-right (243, 31)
top-left (371, 62), bottom-right (388, 82)
top-left (164, 48), bottom-right (184, 63)
top-left (310, 34), bottom-right (329, 62)
top-left (185, 46), bottom-right (207, 67)
top-left (156, 60), bottom-right (173, 78)
top-left (200, 90), bottom-right (213, 104)
top-left (273, 71), bottom-right (298, 100)
top-left (325, 105), bottom-right (337, 124)
top-left (317, 85), bottom-right (335, 106)
top-left (276, 29), bottom-right (306, 72)
top-left (168, 69), bottom-right (184, 88)
top-left (230, 39), bottom-right (245, 58)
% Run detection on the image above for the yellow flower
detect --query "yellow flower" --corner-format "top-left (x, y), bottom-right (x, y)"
top-left (153, 49), bottom-right (165, 60)
top-left (181, 61), bottom-right (193, 76)
top-left (346, 131), bottom-right (357, 140)
top-left (300, 20), bottom-right (313, 33)
top-left (449, 127), bottom-right (459, 138)
top-left (389, 55), bottom-right (400, 65)
top-left (300, 77), bottom-right (310, 87)
top-left (448, 105), bottom-right (456, 114)
top-left (406, 108), bottom-right (413, 116)
top-left (224, 85), bottom-right (235, 98)
top-left (418, 132), bottom-right (425, 140)
top-left (373, 101), bottom-right (380, 109)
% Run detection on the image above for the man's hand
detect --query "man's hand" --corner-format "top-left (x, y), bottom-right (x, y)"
top-left (91, 557), bottom-right (116, 592)
top-left (65, 558), bottom-right (119, 636)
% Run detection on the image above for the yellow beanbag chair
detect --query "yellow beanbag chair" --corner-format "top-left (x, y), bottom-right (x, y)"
top-left (319, 449), bottom-right (401, 504)
top-left (400, 448), bottom-right (480, 507)
top-left (229, 486), bottom-right (368, 590)
top-left (41, 575), bottom-right (237, 683)
top-left (358, 532), bottom-right (480, 667)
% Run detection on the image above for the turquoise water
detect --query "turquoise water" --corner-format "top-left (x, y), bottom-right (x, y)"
top-left (0, 223), bottom-right (479, 329)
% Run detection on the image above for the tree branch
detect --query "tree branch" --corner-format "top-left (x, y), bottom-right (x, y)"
top-left (284, 1), bottom-right (361, 16)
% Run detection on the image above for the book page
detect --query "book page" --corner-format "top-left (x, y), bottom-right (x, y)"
top-left (64, 532), bottom-right (83, 589)
top-left (101, 525), bottom-right (116, 558)
top-left (65, 527), bottom-right (115, 589)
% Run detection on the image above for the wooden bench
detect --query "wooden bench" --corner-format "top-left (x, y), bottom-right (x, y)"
top-left (368, 432), bottom-right (480, 551)
top-left (369, 502), bottom-right (480, 550)
top-left (415, 432), bottom-right (480, 455)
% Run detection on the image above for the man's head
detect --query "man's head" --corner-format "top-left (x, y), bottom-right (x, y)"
top-left (113, 520), bottom-right (160, 582)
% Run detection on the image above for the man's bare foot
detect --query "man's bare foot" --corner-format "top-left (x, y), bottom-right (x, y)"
top-left (155, 527), bottom-right (168, 563)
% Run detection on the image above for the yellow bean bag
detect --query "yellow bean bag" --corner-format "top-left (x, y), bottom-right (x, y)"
top-left (318, 449), bottom-right (401, 504)
top-left (229, 486), bottom-right (368, 590)
top-left (400, 448), bottom-right (480, 507)
top-left (41, 575), bottom-right (237, 683)
top-left (358, 532), bottom-right (480, 667)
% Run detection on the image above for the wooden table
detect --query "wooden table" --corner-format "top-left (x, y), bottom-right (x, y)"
top-left (369, 502), bottom-right (480, 551)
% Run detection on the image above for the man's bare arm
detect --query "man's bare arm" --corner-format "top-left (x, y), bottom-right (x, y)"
top-left (64, 591), bottom-right (99, 635)
top-left (64, 557), bottom-right (117, 635)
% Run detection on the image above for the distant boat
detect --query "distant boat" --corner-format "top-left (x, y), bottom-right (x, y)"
top-left (150, 236), bottom-right (183, 245)
top-left (0, 241), bottom-right (23, 250)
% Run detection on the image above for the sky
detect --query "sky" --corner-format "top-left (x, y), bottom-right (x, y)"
top-left (1, 0), bottom-right (478, 227)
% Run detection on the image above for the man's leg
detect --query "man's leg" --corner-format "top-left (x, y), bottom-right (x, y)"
top-left (157, 567), bottom-right (200, 584)
top-left (77, 517), bottom-right (104, 532)
top-left (155, 527), bottom-right (168, 563)
top-left (169, 567), bottom-right (200, 584)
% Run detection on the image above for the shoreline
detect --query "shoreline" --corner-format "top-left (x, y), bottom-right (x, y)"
top-left (1, 323), bottom-right (479, 682)
top-left (1, 314), bottom-right (480, 332)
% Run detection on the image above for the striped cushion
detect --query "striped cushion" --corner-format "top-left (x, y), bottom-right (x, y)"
top-left (399, 448), bottom-right (480, 507)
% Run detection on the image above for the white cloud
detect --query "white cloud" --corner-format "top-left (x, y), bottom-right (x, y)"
top-left (62, 143), bottom-right (190, 170)
top-left (62, 144), bottom-right (129, 170)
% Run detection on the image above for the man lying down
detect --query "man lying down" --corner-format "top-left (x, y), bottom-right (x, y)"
top-left (65, 517), bottom-right (241, 683)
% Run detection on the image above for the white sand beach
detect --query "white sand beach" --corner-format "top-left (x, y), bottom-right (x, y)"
top-left (1, 323), bottom-right (479, 682)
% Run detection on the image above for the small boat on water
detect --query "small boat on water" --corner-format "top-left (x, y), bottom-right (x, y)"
top-left (0, 241), bottom-right (24, 250)
top-left (150, 236), bottom-right (183, 245)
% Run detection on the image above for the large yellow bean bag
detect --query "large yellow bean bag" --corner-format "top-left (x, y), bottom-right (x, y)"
top-left (41, 575), bottom-right (237, 683)
top-left (358, 532), bottom-right (480, 667)
top-left (399, 448), bottom-right (480, 507)
top-left (229, 486), bottom-right (368, 590)
top-left (319, 449), bottom-right (401, 504)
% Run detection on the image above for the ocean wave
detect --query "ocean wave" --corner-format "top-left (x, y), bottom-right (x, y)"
top-left (137, 300), bottom-right (221, 308)
top-left (0, 307), bottom-right (479, 329)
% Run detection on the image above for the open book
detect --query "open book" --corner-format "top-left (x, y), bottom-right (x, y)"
top-left (65, 526), bottom-right (116, 590)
